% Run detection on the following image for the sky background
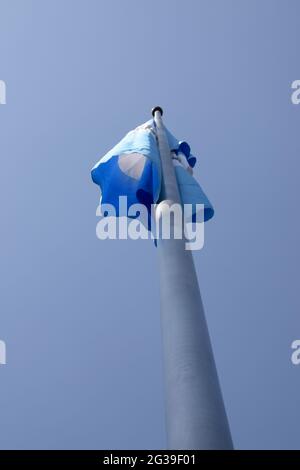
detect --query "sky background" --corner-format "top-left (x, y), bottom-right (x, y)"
top-left (0, 0), bottom-right (299, 449)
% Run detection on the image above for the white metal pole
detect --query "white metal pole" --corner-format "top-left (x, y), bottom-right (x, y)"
top-left (153, 106), bottom-right (233, 450)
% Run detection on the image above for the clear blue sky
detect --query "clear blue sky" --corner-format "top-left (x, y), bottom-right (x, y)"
top-left (0, 0), bottom-right (299, 449)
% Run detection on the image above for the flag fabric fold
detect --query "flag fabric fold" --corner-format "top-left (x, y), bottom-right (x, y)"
top-left (91, 119), bottom-right (214, 225)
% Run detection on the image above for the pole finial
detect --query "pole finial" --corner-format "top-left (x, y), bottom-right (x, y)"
top-left (151, 106), bottom-right (163, 117)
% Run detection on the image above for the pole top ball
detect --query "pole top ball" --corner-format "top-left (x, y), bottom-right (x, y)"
top-left (151, 106), bottom-right (163, 117)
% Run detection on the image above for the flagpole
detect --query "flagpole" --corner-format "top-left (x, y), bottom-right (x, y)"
top-left (152, 106), bottom-right (233, 450)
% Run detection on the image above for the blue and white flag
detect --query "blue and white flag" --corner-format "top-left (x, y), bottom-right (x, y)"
top-left (91, 119), bottom-right (214, 225)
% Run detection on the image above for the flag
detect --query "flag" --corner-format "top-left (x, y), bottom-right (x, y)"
top-left (91, 119), bottom-right (214, 225)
